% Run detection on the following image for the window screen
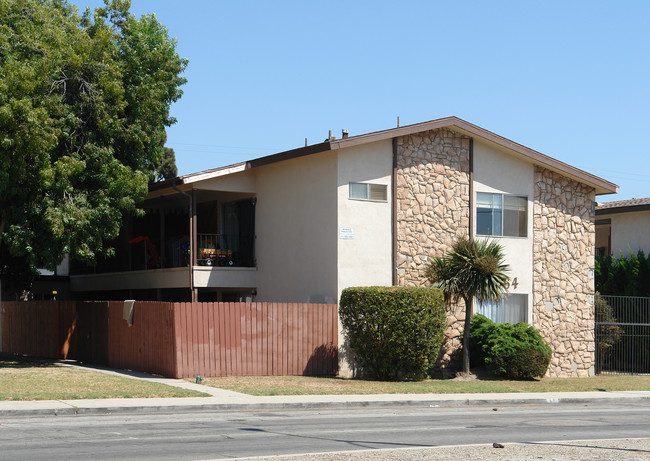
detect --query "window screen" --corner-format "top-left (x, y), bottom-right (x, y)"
top-left (349, 182), bottom-right (387, 202)
top-left (504, 195), bottom-right (527, 237)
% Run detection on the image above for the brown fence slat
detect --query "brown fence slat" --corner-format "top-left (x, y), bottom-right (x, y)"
top-left (235, 302), bottom-right (243, 377)
top-left (202, 302), bottom-right (210, 376)
top-left (182, 302), bottom-right (191, 377)
top-left (181, 302), bottom-right (190, 378)
top-left (282, 302), bottom-right (288, 375)
top-left (254, 303), bottom-right (262, 375)
top-left (245, 303), bottom-right (253, 376)
top-left (198, 302), bottom-right (206, 376)
top-left (291, 303), bottom-right (299, 375)
top-left (272, 302), bottom-right (279, 375)
top-left (216, 302), bottom-right (224, 376)
top-left (206, 302), bottom-right (214, 378)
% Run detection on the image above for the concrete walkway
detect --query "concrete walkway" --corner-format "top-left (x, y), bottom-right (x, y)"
top-left (2, 361), bottom-right (650, 417)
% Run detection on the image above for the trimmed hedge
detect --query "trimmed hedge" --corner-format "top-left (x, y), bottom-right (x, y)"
top-left (339, 286), bottom-right (446, 381)
top-left (470, 314), bottom-right (552, 380)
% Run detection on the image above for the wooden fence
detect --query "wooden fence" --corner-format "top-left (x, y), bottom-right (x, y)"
top-left (0, 301), bottom-right (338, 378)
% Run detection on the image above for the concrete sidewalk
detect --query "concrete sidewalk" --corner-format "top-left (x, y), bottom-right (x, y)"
top-left (2, 360), bottom-right (650, 417)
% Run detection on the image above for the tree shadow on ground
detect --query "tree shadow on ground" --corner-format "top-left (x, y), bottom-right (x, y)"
top-left (0, 353), bottom-right (57, 369)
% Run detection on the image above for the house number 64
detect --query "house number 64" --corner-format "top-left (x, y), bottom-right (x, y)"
top-left (505, 277), bottom-right (518, 290)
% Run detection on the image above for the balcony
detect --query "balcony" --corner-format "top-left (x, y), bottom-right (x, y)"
top-left (70, 191), bottom-right (257, 299)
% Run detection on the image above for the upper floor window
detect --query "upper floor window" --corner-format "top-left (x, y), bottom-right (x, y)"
top-left (349, 182), bottom-right (388, 202)
top-left (476, 192), bottom-right (527, 237)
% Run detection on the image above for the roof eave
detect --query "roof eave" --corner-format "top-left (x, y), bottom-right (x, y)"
top-left (596, 204), bottom-right (650, 215)
top-left (330, 116), bottom-right (618, 195)
top-left (146, 116), bottom-right (619, 198)
top-left (245, 141), bottom-right (332, 169)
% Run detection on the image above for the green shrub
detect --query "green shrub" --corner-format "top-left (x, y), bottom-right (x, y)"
top-left (469, 314), bottom-right (498, 367)
top-left (470, 315), bottom-right (551, 380)
top-left (596, 251), bottom-right (650, 296)
top-left (339, 286), bottom-right (446, 381)
top-left (595, 295), bottom-right (623, 357)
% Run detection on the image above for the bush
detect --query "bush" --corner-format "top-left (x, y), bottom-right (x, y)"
top-left (470, 314), bottom-right (551, 380)
top-left (469, 314), bottom-right (498, 367)
top-left (594, 295), bottom-right (623, 358)
top-left (339, 286), bottom-right (446, 381)
top-left (596, 251), bottom-right (650, 296)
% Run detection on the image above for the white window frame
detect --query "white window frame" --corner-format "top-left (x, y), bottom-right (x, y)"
top-left (476, 192), bottom-right (527, 238)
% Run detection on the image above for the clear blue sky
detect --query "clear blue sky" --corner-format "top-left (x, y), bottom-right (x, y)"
top-left (80, 0), bottom-right (650, 202)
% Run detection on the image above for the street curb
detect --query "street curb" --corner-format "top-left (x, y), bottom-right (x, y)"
top-left (3, 394), bottom-right (650, 418)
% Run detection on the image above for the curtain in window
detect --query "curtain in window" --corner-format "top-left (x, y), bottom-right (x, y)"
top-left (477, 294), bottom-right (528, 324)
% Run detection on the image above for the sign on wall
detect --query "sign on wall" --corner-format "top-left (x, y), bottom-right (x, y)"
top-left (339, 227), bottom-right (355, 240)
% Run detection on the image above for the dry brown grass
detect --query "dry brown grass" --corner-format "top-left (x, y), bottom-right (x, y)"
top-left (200, 373), bottom-right (650, 396)
top-left (0, 356), bottom-right (208, 401)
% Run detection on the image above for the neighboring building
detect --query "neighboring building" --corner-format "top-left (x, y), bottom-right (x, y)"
top-left (596, 198), bottom-right (650, 257)
top-left (31, 256), bottom-right (71, 301)
top-left (68, 116), bottom-right (618, 377)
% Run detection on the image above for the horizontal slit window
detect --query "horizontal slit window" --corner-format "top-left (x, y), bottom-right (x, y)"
top-left (349, 182), bottom-right (387, 202)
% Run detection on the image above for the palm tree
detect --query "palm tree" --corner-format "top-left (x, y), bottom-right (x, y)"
top-left (426, 237), bottom-right (510, 374)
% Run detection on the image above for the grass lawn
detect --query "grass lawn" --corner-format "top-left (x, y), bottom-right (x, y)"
top-left (200, 374), bottom-right (650, 396)
top-left (0, 356), bottom-right (209, 401)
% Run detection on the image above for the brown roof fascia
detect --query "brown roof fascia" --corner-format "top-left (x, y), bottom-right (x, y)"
top-left (245, 141), bottom-right (332, 169)
top-left (147, 116), bottom-right (618, 197)
top-left (596, 203), bottom-right (650, 216)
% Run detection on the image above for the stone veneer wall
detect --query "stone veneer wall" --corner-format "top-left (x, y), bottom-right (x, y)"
top-left (395, 128), bottom-right (470, 371)
top-left (533, 167), bottom-right (596, 377)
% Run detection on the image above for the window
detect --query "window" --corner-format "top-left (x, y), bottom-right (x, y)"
top-left (349, 182), bottom-right (387, 202)
top-left (476, 193), bottom-right (527, 237)
top-left (477, 294), bottom-right (528, 324)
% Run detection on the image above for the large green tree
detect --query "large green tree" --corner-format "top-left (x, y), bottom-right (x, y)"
top-left (0, 0), bottom-right (187, 293)
top-left (426, 237), bottom-right (510, 374)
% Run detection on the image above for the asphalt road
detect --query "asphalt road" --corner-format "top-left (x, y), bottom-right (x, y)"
top-left (1, 402), bottom-right (649, 460)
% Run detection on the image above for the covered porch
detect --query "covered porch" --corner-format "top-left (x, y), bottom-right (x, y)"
top-left (70, 172), bottom-right (258, 302)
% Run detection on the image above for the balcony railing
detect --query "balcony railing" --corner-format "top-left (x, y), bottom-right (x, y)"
top-left (196, 233), bottom-right (233, 266)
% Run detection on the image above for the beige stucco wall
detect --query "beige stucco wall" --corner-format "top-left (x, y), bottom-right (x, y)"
top-left (336, 140), bottom-right (394, 295)
top-left (609, 210), bottom-right (650, 256)
top-left (253, 151), bottom-right (338, 303)
top-left (473, 139), bottom-right (534, 321)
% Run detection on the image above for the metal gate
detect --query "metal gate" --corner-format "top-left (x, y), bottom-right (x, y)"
top-left (595, 295), bottom-right (650, 374)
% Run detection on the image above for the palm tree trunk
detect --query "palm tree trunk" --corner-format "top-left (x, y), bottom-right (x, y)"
top-left (462, 295), bottom-right (473, 374)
